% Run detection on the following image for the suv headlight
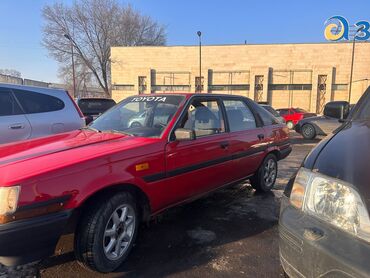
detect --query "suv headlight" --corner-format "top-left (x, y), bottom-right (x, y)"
top-left (0, 186), bottom-right (20, 215)
top-left (290, 168), bottom-right (370, 242)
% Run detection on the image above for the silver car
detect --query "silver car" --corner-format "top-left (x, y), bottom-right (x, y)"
top-left (0, 84), bottom-right (85, 144)
top-left (294, 101), bottom-right (352, 139)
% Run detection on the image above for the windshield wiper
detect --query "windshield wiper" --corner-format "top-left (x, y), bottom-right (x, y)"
top-left (106, 129), bottom-right (135, 136)
top-left (81, 126), bottom-right (101, 132)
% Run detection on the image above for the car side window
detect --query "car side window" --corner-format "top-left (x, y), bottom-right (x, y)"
top-left (256, 105), bottom-right (279, 126)
top-left (0, 91), bottom-right (23, 116)
top-left (13, 89), bottom-right (65, 114)
top-left (223, 100), bottom-right (256, 131)
top-left (178, 99), bottom-right (225, 137)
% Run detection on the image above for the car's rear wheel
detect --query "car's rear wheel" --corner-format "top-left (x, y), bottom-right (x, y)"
top-left (250, 154), bottom-right (278, 192)
top-left (286, 121), bottom-right (294, 129)
top-left (75, 192), bottom-right (139, 273)
top-left (301, 124), bottom-right (316, 140)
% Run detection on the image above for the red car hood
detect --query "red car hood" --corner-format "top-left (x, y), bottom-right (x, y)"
top-left (0, 129), bottom-right (127, 167)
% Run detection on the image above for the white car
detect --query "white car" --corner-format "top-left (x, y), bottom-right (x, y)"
top-left (0, 84), bottom-right (85, 144)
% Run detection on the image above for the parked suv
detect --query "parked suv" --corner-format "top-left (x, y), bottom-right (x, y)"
top-left (0, 84), bottom-right (85, 144)
top-left (279, 86), bottom-right (370, 277)
top-left (76, 97), bottom-right (116, 120)
top-left (0, 93), bottom-right (290, 273)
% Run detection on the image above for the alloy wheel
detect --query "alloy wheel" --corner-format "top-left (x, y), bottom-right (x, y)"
top-left (103, 204), bottom-right (136, 261)
top-left (263, 158), bottom-right (277, 188)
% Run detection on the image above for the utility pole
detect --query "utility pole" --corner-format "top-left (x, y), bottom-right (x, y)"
top-left (197, 31), bottom-right (202, 93)
top-left (348, 26), bottom-right (365, 103)
top-left (64, 34), bottom-right (77, 98)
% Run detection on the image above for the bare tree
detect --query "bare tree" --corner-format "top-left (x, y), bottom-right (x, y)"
top-left (42, 0), bottom-right (166, 96)
top-left (0, 69), bottom-right (21, 78)
top-left (58, 60), bottom-right (96, 98)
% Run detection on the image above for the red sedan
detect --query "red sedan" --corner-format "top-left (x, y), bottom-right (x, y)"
top-left (0, 93), bottom-right (291, 273)
top-left (276, 108), bottom-right (316, 129)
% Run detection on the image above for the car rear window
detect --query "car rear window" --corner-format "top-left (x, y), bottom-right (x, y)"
top-left (277, 109), bottom-right (289, 115)
top-left (78, 99), bottom-right (116, 114)
top-left (13, 89), bottom-right (65, 114)
top-left (255, 105), bottom-right (279, 126)
top-left (262, 105), bottom-right (280, 117)
top-left (295, 108), bottom-right (308, 113)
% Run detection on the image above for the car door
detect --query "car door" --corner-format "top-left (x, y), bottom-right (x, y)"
top-left (165, 97), bottom-right (233, 203)
top-left (222, 98), bottom-right (265, 181)
top-left (12, 89), bottom-right (66, 138)
top-left (0, 88), bottom-right (31, 144)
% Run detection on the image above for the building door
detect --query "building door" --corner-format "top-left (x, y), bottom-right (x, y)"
top-left (138, 76), bottom-right (147, 94)
top-left (317, 75), bottom-right (327, 114)
top-left (254, 75), bottom-right (264, 102)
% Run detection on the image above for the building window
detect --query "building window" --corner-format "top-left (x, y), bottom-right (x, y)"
top-left (208, 84), bottom-right (250, 91)
top-left (332, 84), bottom-right (348, 91)
top-left (152, 85), bottom-right (191, 92)
top-left (195, 76), bottom-right (204, 92)
top-left (112, 84), bottom-right (135, 91)
top-left (269, 84), bottom-right (312, 90)
top-left (138, 76), bottom-right (147, 94)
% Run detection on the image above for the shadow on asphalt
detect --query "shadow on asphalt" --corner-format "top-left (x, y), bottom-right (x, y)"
top-left (41, 184), bottom-right (279, 277)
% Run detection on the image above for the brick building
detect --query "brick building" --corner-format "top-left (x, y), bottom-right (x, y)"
top-left (111, 42), bottom-right (370, 113)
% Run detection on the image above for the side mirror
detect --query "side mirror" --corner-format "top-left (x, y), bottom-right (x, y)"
top-left (85, 115), bottom-right (94, 125)
top-left (174, 128), bottom-right (196, 141)
top-left (323, 101), bottom-right (350, 120)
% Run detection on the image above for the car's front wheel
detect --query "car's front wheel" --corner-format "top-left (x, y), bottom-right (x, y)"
top-left (75, 192), bottom-right (139, 273)
top-left (250, 154), bottom-right (278, 192)
top-left (301, 124), bottom-right (316, 139)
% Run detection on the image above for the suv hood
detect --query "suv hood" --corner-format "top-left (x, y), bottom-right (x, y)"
top-left (308, 120), bottom-right (370, 208)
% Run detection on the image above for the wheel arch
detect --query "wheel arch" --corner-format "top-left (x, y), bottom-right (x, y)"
top-left (301, 122), bottom-right (324, 136)
top-left (67, 183), bottom-right (152, 234)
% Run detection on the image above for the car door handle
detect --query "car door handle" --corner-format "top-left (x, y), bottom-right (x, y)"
top-left (220, 141), bottom-right (229, 149)
top-left (257, 134), bottom-right (265, 140)
top-left (9, 124), bottom-right (25, 130)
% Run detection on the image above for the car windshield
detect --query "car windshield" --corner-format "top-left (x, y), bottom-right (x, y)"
top-left (262, 105), bottom-right (280, 117)
top-left (351, 91), bottom-right (370, 120)
top-left (78, 99), bottom-right (116, 115)
top-left (90, 95), bottom-right (184, 137)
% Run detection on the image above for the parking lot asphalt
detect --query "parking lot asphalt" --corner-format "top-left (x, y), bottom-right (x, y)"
top-left (35, 132), bottom-right (319, 278)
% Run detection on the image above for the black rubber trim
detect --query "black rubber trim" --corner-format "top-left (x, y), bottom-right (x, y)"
top-left (143, 142), bottom-right (292, 183)
top-left (16, 194), bottom-right (72, 212)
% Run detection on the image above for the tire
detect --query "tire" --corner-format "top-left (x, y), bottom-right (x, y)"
top-left (286, 121), bottom-right (294, 129)
top-left (74, 192), bottom-right (139, 273)
top-left (301, 124), bottom-right (316, 140)
top-left (250, 154), bottom-right (278, 192)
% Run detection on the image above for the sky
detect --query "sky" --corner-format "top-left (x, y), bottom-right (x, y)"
top-left (0, 0), bottom-right (369, 83)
